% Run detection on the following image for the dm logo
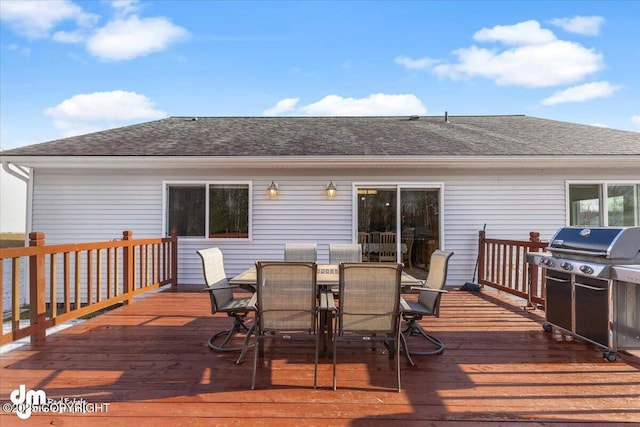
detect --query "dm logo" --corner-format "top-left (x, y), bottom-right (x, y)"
top-left (10, 384), bottom-right (47, 420)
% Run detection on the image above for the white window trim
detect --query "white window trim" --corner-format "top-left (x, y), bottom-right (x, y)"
top-left (162, 180), bottom-right (253, 240)
top-left (565, 180), bottom-right (640, 226)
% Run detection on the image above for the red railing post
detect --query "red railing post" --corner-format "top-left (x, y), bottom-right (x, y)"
top-left (171, 230), bottom-right (178, 288)
top-left (122, 230), bottom-right (134, 304)
top-left (528, 231), bottom-right (542, 306)
top-left (477, 229), bottom-right (486, 288)
top-left (28, 232), bottom-right (46, 343)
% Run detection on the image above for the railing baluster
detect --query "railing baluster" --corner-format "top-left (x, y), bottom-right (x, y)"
top-left (50, 253), bottom-right (57, 319)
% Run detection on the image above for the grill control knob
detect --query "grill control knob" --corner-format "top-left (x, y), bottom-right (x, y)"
top-left (560, 261), bottom-right (573, 271)
top-left (541, 258), bottom-right (554, 267)
top-left (580, 265), bottom-right (594, 275)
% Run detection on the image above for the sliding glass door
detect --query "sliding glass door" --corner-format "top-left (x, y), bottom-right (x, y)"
top-left (356, 185), bottom-right (441, 279)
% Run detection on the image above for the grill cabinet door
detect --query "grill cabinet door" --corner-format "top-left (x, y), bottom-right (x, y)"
top-left (574, 277), bottom-right (610, 347)
top-left (545, 272), bottom-right (572, 332)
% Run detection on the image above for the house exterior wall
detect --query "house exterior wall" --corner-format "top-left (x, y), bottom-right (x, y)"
top-left (28, 167), bottom-right (639, 288)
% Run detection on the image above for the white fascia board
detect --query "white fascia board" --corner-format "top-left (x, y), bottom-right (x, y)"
top-left (3, 155), bottom-right (639, 170)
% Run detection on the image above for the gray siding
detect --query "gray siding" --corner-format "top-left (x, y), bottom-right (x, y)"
top-left (28, 168), bottom-right (638, 289)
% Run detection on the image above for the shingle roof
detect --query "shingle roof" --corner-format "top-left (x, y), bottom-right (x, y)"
top-left (2, 115), bottom-right (639, 157)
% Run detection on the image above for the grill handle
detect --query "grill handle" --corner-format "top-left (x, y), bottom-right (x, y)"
top-left (550, 247), bottom-right (609, 257)
top-left (574, 283), bottom-right (607, 291)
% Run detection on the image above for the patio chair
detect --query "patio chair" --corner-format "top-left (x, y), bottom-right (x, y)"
top-left (401, 250), bottom-right (454, 359)
top-left (357, 232), bottom-right (370, 261)
top-left (252, 261), bottom-right (320, 389)
top-left (284, 243), bottom-right (317, 262)
top-left (333, 263), bottom-right (403, 392)
top-left (378, 232), bottom-right (397, 262)
top-left (329, 244), bottom-right (362, 264)
top-left (329, 244), bottom-right (363, 294)
top-left (197, 248), bottom-right (254, 363)
top-left (402, 234), bottom-right (414, 269)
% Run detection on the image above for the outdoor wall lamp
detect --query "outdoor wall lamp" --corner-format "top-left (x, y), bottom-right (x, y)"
top-left (267, 181), bottom-right (279, 197)
top-left (326, 181), bottom-right (337, 198)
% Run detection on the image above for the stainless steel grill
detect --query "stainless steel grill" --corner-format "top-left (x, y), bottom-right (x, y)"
top-left (527, 226), bottom-right (640, 361)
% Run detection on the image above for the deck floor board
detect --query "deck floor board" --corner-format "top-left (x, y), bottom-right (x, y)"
top-left (1, 285), bottom-right (639, 426)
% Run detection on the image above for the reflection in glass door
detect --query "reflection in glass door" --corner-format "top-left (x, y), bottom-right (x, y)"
top-left (401, 189), bottom-right (440, 278)
top-left (356, 186), bottom-right (440, 279)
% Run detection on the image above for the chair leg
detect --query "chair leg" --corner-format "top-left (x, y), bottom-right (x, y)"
top-left (251, 334), bottom-right (260, 390)
top-left (332, 337), bottom-right (338, 390)
top-left (235, 324), bottom-right (255, 364)
top-left (402, 318), bottom-right (445, 356)
top-left (396, 322), bottom-right (402, 392)
top-left (399, 332), bottom-right (414, 366)
top-left (208, 315), bottom-right (255, 353)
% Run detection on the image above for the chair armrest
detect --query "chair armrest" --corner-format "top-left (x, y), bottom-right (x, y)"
top-left (247, 292), bottom-right (258, 310)
top-left (319, 290), bottom-right (337, 312)
top-left (201, 285), bottom-right (238, 292)
top-left (410, 286), bottom-right (448, 294)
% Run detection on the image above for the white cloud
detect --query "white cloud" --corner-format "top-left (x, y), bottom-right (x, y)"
top-left (473, 20), bottom-right (556, 46)
top-left (550, 16), bottom-right (605, 36)
top-left (263, 98), bottom-right (300, 116)
top-left (87, 15), bottom-right (189, 61)
top-left (264, 94), bottom-right (427, 116)
top-left (0, 0), bottom-right (98, 39)
top-left (631, 116), bottom-right (640, 128)
top-left (394, 55), bottom-right (438, 70)
top-left (111, 0), bottom-right (142, 17)
top-left (43, 90), bottom-right (166, 137)
top-left (433, 40), bottom-right (602, 88)
top-left (7, 43), bottom-right (31, 56)
top-left (1, 0), bottom-right (187, 61)
top-left (420, 20), bottom-right (603, 88)
top-left (540, 81), bottom-right (620, 105)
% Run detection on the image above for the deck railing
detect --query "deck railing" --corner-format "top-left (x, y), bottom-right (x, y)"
top-left (1, 231), bottom-right (177, 345)
top-left (477, 230), bottom-right (548, 309)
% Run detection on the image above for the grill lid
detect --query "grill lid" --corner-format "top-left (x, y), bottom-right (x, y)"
top-left (549, 227), bottom-right (640, 261)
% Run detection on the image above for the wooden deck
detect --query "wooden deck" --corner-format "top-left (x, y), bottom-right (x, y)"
top-left (1, 285), bottom-right (639, 426)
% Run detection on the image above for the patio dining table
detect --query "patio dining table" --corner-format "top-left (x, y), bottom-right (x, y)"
top-left (229, 264), bottom-right (423, 289)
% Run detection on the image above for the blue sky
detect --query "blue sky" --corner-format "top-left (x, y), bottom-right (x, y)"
top-left (1, 0), bottom-right (639, 151)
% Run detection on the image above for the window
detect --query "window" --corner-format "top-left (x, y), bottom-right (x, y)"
top-left (569, 183), bottom-right (639, 226)
top-left (166, 183), bottom-right (250, 238)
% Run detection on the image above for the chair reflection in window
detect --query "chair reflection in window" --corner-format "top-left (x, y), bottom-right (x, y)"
top-left (378, 232), bottom-right (396, 262)
top-left (358, 232), bottom-right (370, 262)
top-left (402, 234), bottom-right (414, 269)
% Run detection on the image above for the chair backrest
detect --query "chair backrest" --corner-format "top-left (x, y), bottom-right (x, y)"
top-left (256, 261), bottom-right (318, 332)
top-left (197, 248), bottom-right (233, 313)
top-left (338, 263), bottom-right (402, 334)
top-left (378, 232), bottom-right (397, 262)
top-left (284, 243), bottom-right (317, 262)
top-left (419, 250), bottom-right (454, 314)
top-left (329, 244), bottom-right (362, 264)
top-left (357, 232), bottom-right (370, 261)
